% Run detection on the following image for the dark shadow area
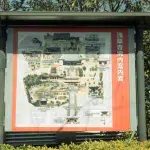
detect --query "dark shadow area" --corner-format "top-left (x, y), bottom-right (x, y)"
top-left (5, 131), bottom-right (127, 146)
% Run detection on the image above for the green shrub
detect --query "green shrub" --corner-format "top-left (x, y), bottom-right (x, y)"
top-left (0, 140), bottom-right (150, 150)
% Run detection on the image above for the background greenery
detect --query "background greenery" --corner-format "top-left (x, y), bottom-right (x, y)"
top-left (1, 0), bottom-right (150, 12)
top-left (0, 0), bottom-right (150, 137)
top-left (0, 139), bottom-right (150, 150)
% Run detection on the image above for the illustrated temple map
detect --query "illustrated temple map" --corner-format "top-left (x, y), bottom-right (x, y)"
top-left (15, 31), bottom-right (113, 130)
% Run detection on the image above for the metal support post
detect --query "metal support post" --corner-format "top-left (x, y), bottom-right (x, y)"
top-left (0, 51), bottom-right (5, 144)
top-left (0, 21), bottom-right (6, 144)
top-left (135, 25), bottom-right (147, 141)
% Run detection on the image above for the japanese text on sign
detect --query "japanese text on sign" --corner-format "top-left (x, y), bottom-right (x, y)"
top-left (117, 32), bottom-right (124, 82)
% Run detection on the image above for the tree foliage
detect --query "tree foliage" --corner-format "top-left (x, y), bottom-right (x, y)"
top-left (143, 31), bottom-right (150, 131)
top-left (2, 0), bottom-right (149, 12)
top-left (23, 74), bottom-right (49, 89)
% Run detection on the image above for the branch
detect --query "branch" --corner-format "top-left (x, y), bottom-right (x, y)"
top-left (12, 0), bottom-right (26, 11)
top-left (108, 0), bottom-right (113, 11)
top-left (114, 0), bottom-right (125, 12)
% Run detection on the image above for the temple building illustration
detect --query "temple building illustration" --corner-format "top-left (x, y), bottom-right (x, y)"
top-left (59, 54), bottom-right (82, 66)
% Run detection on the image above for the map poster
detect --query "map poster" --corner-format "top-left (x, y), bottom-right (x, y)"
top-left (10, 28), bottom-right (130, 131)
